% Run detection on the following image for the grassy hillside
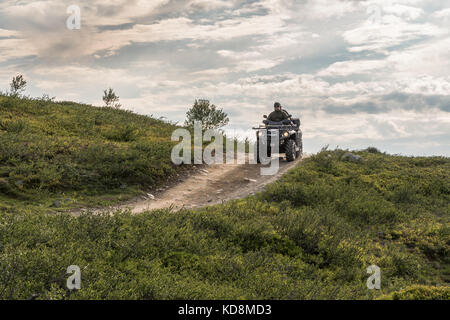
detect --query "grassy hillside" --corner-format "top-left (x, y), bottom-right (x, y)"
top-left (0, 146), bottom-right (448, 299)
top-left (0, 95), bottom-right (183, 211)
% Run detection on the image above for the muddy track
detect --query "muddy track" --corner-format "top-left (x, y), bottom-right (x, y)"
top-left (78, 154), bottom-right (307, 215)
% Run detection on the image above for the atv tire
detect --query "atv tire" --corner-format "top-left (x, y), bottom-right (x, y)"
top-left (254, 142), bottom-right (261, 164)
top-left (296, 140), bottom-right (303, 158)
top-left (254, 140), bottom-right (271, 164)
top-left (285, 139), bottom-right (297, 162)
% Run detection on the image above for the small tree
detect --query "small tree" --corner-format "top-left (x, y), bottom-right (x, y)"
top-left (102, 88), bottom-right (121, 109)
top-left (185, 99), bottom-right (229, 131)
top-left (10, 75), bottom-right (27, 97)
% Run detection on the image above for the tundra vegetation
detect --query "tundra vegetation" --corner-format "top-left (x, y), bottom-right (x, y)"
top-left (0, 95), bottom-right (448, 300)
top-left (0, 94), bottom-right (183, 210)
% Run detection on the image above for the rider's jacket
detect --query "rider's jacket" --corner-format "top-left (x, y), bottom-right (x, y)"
top-left (268, 109), bottom-right (289, 122)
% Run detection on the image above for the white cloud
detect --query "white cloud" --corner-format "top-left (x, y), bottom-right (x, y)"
top-left (433, 8), bottom-right (450, 18)
top-left (188, 0), bottom-right (233, 11)
top-left (0, 37), bottom-right (38, 63)
top-left (317, 60), bottom-right (389, 77)
top-left (387, 36), bottom-right (450, 80)
top-left (0, 0), bottom-right (448, 155)
top-left (383, 4), bottom-right (424, 20)
top-left (0, 28), bottom-right (18, 37)
top-left (343, 14), bottom-right (445, 53)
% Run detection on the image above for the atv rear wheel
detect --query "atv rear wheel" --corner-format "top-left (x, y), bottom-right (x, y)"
top-left (285, 139), bottom-right (297, 162)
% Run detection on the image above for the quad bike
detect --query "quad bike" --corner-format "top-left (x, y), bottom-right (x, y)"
top-left (253, 115), bottom-right (303, 163)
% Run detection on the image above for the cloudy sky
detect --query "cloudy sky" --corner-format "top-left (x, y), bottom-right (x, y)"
top-left (0, 0), bottom-right (449, 155)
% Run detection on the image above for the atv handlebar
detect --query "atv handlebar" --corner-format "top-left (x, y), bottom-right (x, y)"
top-left (252, 124), bottom-right (298, 130)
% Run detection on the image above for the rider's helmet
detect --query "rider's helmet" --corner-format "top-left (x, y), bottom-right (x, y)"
top-left (274, 102), bottom-right (281, 109)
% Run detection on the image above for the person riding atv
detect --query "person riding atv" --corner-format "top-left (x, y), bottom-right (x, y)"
top-left (253, 102), bottom-right (303, 163)
top-left (268, 102), bottom-right (290, 122)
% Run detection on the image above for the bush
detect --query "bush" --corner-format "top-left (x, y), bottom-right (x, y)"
top-left (103, 124), bottom-right (141, 142)
top-left (379, 285), bottom-right (450, 300)
top-left (0, 119), bottom-right (26, 133)
top-left (185, 99), bottom-right (229, 130)
top-left (365, 147), bottom-right (381, 154)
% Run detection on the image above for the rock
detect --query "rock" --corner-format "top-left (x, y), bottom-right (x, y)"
top-left (207, 199), bottom-right (213, 202)
top-left (341, 152), bottom-right (363, 163)
top-left (244, 178), bottom-right (257, 183)
top-left (147, 193), bottom-right (155, 200)
top-left (200, 169), bottom-right (209, 174)
top-left (28, 293), bottom-right (39, 300)
top-left (51, 201), bottom-right (62, 208)
top-left (216, 189), bottom-right (223, 194)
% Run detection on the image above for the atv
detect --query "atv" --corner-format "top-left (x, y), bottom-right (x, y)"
top-left (253, 115), bottom-right (303, 163)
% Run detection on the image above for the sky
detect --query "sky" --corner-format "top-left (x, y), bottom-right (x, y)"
top-left (0, 0), bottom-right (449, 156)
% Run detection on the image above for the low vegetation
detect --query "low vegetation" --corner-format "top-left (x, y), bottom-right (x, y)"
top-left (0, 94), bottom-right (183, 211)
top-left (1, 132), bottom-right (448, 299)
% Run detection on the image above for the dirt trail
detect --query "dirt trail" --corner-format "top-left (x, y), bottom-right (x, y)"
top-left (81, 154), bottom-right (306, 215)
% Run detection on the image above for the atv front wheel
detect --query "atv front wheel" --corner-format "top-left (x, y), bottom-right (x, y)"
top-left (254, 142), bottom-right (261, 164)
top-left (285, 139), bottom-right (297, 162)
top-left (296, 140), bottom-right (303, 159)
top-left (254, 139), bottom-right (271, 164)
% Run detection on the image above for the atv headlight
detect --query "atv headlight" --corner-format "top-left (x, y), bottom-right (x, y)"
top-left (283, 131), bottom-right (289, 137)
top-left (258, 131), bottom-right (263, 137)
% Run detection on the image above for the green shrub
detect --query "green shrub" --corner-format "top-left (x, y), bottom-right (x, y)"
top-left (0, 119), bottom-right (26, 133)
top-left (103, 124), bottom-right (141, 142)
top-left (365, 147), bottom-right (382, 154)
top-left (379, 285), bottom-right (450, 300)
